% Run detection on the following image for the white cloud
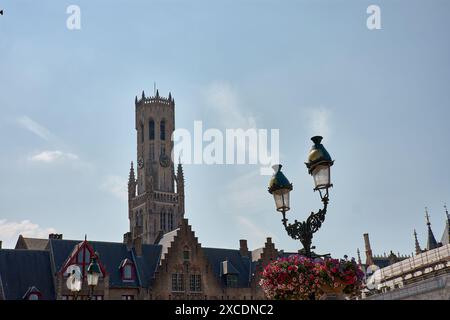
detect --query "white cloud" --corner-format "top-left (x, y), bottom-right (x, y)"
top-left (225, 169), bottom-right (266, 210)
top-left (235, 215), bottom-right (276, 248)
top-left (29, 150), bottom-right (79, 163)
top-left (307, 107), bottom-right (331, 139)
top-left (17, 116), bottom-right (53, 141)
top-left (100, 175), bottom-right (127, 202)
top-left (0, 219), bottom-right (56, 249)
top-left (204, 82), bottom-right (256, 129)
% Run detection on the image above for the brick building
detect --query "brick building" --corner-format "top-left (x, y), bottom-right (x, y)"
top-left (0, 90), bottom-right (289, 300)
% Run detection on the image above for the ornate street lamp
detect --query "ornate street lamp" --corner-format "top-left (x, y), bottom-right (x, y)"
top-left (86, 253), bottom-right (101, 300)
top-left (268, 136), bottom-right (334, 258)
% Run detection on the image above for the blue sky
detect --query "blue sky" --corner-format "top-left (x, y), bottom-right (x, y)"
top-left (0, 0), bottom-right (449, 260)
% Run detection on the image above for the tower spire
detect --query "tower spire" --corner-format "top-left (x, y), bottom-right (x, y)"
top-left (425, 207), bottom-right (438, 250)
top-left (443, 204), bottom-right (450, 245)
top-left (414, 229), bottom-right (421, 255)
top-left (363, 233), bottom-right (374, 266)
top-left (357, 248), bottom-right (362, 266)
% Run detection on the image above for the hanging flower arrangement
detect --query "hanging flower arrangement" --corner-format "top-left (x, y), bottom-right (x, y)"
top-left (259, 255), bottom-right (365, 300)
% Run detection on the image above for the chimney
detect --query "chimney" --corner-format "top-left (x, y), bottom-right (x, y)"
top-left (239, 239), bottom-right (249, 257)
top-left (134, 236), bottom-right (142, 256)
top-left (363, 233), bottom-right (374, 266)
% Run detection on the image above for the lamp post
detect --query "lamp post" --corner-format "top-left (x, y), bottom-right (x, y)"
top-left (86, 253), bottom-right (101, 300)
top-left (268, 136), bottom-right (334, 258)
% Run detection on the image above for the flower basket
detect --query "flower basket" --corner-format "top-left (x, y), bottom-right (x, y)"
top-left (259, 255), bottom-right (364, 300)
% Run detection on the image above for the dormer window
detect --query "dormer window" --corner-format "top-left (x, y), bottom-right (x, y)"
top-left (77, 249), bottom-right (90, 264)
top-left (123, 264), bottom-right (133, 279)
top-left (23, 286), bottom-right (42, 300)
top-left (120, 259), bottom-right (135, 281)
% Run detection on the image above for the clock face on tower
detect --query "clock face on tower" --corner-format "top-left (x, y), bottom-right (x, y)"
top-left (159, 153), bottom-right (170, 168)
top-left (137, 157), bottom-right (144, 169)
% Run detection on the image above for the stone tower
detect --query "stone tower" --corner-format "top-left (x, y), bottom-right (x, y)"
top-left (125, 89), bottom-right (185, 245)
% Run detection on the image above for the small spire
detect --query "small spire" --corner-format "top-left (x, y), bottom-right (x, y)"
top-left (357, 248), bottom-right (362, 265)
top-left (142, 90), bottom-right (145, 100)
top-left (135, 95), bottom-right (138, 104)
top-left (414, 229), bottom-right (421, 255)
top-left (84, 234), bottom-right (87, 242)
top-left (156, 89), bottom-right (159, 98)
top-left (425, 207), bottom-right (438, 250)
top-left (445, 204), bottom-right (449, 220)
top-left (168, 92), bottom-right (172, 101)
top-left (128, 161), bottom-right (135, 184)
top-left (177, 161), bottom-right (184, 182)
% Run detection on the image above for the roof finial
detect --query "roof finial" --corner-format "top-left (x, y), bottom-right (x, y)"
top-left (84, 234), bottom-right (87, 242)
top-left (445, 203), bottom-right (449, 219)
top-left (142, 90), bottom-right (145, 100)
top-left (425, 207), bottom-right (431, 225)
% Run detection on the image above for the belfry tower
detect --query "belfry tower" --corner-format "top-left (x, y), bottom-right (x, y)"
top-left (125, 89), bottom-right (185, 245)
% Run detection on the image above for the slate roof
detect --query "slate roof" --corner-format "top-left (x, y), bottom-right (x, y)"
top-left (16, 236), bottom-right (49, 250)
top-left (372, 257), bottom-right (393, 269)
top-left (441, 220), bottom-right (449, 245)
top-left (0, 249), bottom-right (55, 300)
top-left (48, 239), bottom-right (161, 288)
top-left (203, 248), bottom-right (252, 288)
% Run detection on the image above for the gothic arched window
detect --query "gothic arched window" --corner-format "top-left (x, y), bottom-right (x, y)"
top-left (160, 120), bottom-right (166, 141)
top-left (149, 119), bottom-right (155, 140)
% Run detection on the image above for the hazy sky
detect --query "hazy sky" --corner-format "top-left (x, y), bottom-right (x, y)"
top-left (1, 0), bottom-right (449, 260)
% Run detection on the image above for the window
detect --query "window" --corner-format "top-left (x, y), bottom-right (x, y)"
top-left (160, 120), bottom-right (166, 140)
top-left (123, 264), bottom-right (133, 280)
top-left (226, 275), bottom-right (238, 288)
top-left (183, 248), bottom-right (190, 261)
top-left (169, 212), bottom-right (174, 230)
top-left (122, 295), bottom-right (134, 300)
top-left (149, 143), bottom-right (155, 160)
top-left (190, 275), bottom-right (201, 292)
top-left (140, 123), bottom-right (144, 143)
top-left (149, 119), bottom-right (155, 140)
top-left (171, 273), bottom-right (184, 292)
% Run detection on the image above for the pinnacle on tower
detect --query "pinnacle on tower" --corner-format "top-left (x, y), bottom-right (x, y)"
top-left (135, 96), bottom-right (138, 105)
top-left (414, 229), bottom-right (422, 255)
top-left (142, 90), bottom-right (145, 100)
top-left (156, 89), bottom-right (159, 98)
top-left (168, 92), bottom-right (172, 101)
top-left (425, 207), bottom-right (438, 250)
top-left (177, 162), bottom-right (184, 183)
top-left (128, 161), bottom-right (135, 184)
top-left (357, 248), bottom-right (362, 266)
